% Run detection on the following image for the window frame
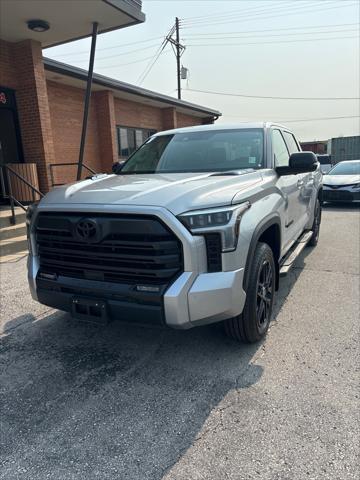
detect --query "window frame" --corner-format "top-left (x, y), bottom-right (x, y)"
top-left (271, 129), bottom-right (291, 168)
top-left (116, 125), bottom-right (157, 158)
top-left (282, 130), bottom-right (301, 155)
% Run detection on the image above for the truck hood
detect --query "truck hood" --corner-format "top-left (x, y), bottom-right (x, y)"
top-left (323, 174), bottom-right (360, 186)
top-left (40, 171), bottom-right (263, 215)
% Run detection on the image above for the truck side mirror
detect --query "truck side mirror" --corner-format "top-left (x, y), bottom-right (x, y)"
top-left (276, 151), bottom-right (318, 176)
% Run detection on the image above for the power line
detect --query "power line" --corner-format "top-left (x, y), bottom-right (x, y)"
top-left (180, 2), bottom-right (358, 29)
top-left (183, 28), bottom-right (359, 41)
top-left (90, 43), bottom-right (161, 62)
top-left (52, 43), bottom-right (161, 63)
top-left (180, 0), bottom-right (298, 22)
top-left (137, 26), bottom-right (175, 85)
top-left (278, 115), bottom-right (360, 123)
top-left (181, 23), bottom-right (359, 37)
top-left (180, 0), bottom-right (326, 24)
top-left (185, 88), bottom-right (359, 101)
top-left (50, 36), bottom-right (165, 58)
top-left (94, 50), bottom-right (171, 70)
top-left (219, 115), bottom-right (359, 123)
top-left (187, 35), bottom-right (358, 47)
top-left (137, 44), bottom-right (169, 85)
top-left (181, 1), bottom-right (353, 26)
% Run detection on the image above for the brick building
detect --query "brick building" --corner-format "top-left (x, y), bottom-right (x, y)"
top-left (0, 0), bottom-right (220, 200)
top-left (300, 140), bottom-right (328, 155)
top-left (43, 59), bottom-right (220, 188)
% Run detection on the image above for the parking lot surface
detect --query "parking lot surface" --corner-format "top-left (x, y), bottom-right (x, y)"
top-left (0, 204), bottom-right (359, 480)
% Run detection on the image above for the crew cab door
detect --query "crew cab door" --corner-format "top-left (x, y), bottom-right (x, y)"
top-left (272, 129), bottom-right (307, 253)
top-left (282, 130), bottom-right (313, 226)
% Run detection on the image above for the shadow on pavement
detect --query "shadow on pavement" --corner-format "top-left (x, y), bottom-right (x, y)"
top-left (0, 248), bottom-right (311, 480)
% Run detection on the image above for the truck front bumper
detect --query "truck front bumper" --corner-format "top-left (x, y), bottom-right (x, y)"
top-left (28, 204), bottom-right (246, 329)
top-left (28, 256), bottom-right (246, 330)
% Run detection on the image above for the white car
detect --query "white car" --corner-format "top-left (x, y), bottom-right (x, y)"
top-left (323, 160), bottom-right (360, 203)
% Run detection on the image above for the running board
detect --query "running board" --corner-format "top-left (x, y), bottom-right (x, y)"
top-left (279, 231), bottom-right (313, 276)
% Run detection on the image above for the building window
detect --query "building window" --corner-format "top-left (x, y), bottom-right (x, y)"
top-left (117, 126), bottom-right (156, 158)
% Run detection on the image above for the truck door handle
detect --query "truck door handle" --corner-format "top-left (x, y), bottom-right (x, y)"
top-left (297, 179), bottom-right (304, 188)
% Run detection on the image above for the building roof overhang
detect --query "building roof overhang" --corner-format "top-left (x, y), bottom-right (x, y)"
top-left (0, 0), bottom-right (145, 47)
top-left (44, 58), bottom-right (222, 119)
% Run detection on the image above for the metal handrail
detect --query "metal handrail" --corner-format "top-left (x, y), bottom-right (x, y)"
top-left (0, 164), bottom-right (44, 225)
top-left (49, 162), bottom-right (97, 187)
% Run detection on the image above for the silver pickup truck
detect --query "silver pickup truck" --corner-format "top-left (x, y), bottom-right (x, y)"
top-left (27, 123), bottom-right (322, 343)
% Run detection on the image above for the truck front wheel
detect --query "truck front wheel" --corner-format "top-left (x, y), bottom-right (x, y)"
top-left (225, 242), bottom-right (275, 343)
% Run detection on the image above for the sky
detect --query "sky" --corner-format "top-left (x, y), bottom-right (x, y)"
top-left (46, 0), bottom-right (360, 142)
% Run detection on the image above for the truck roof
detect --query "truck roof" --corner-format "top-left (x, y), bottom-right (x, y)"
top-left (156, 122), bottom-right (290, 136)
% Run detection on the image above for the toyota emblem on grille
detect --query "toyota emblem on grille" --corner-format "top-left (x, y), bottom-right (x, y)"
top-left (76, 218), bottom-right (98, 241)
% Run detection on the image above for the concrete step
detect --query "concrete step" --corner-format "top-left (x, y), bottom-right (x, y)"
top-left (0, 207), bottom-right (27, 228)
top-left (0, 223), bottom-right (27, 240)
top-left (0, 235), bottom-right (28, 257)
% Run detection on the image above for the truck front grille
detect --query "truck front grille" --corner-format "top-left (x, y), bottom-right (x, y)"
top-left (35, 212), bottom-right (183, 286)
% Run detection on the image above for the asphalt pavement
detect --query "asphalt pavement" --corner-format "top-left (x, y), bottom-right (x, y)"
top-left (0, 204), bottom-right (359, 480)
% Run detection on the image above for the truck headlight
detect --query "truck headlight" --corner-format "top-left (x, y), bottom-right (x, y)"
top-left (178, 202), bottom-right (250, 252)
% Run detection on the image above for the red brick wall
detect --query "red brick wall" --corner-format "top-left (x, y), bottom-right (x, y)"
top-left (47, 81), bottom-right (101, 185)
top-left (177, 112), bottom-right (202, 128)
top-left (114, 97), bottom-right (164, 131)
top-left (0, 39), bottom-right (56, 192)
top-left (94, 90), bottom-right (117, 171)
top-left (0, 40), bottom-right (17, 88)
top-left (162, 107), bottom-right (177, 130)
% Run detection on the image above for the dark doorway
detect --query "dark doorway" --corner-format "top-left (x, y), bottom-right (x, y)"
top-left (0, 86), bottom-right (23, 203)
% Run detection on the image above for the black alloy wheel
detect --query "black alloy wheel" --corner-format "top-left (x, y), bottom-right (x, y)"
top-left (256, 259), bottom-right (274, 334)
top-left (225, 242), bottom-right (276, 343)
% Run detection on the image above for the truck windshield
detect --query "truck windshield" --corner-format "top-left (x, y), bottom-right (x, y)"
top-left (120, 129), bottom-right (264, 174)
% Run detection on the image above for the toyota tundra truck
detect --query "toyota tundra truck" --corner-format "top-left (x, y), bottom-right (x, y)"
top-left (27, 123), bottom-right (322, 343)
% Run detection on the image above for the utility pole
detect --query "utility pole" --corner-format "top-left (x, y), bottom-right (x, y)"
top-left (175, 17), bottom-right (181, 99)
top-left (167, 18), bottom-right (185, 100)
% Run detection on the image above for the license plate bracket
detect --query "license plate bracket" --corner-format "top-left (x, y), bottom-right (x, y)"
top-left (71, 297), bottom-right (109, 325)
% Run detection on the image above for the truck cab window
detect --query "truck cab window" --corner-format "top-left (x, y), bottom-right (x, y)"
top-left (272, 129), bottom-right (290, 167)
top-left (283, 131), bottom-right (300, 154)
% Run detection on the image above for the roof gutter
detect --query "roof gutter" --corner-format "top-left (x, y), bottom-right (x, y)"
top-left (43, 58), bottom-right (222, 118)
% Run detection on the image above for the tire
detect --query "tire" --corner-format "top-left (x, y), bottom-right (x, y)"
top-left (225, 242), bottom-right (276, 343)
top-left (307, 198), bottom-right (321, 247)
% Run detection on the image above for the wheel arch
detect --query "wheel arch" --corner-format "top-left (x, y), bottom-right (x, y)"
top-left (243, 215), bottom-right (281, 292)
